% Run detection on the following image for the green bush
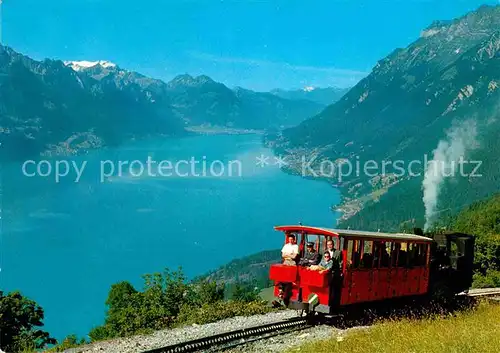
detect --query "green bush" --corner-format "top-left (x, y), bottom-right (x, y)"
top-left (89, 269), bottom-right (257, 342)
top-left (187, 280), bottom-right (225, 306)
top-left (473, 235), bottom-right (500, 273)
top-left (89, 269), bottom-right (188, 341)
top-left (0, 291), bottom-right (55, 352)
top-left (472, 269), bottom-right (500, 288)
top-left (46, 334), bottom-right (87, 352)
top-left (229, 283), bottom-right (260, 302)
top-left (88, 324), bottom-right (114, 343)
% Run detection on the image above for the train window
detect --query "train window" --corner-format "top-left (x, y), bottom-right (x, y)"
top-left (373, 241), bottom-right (390, 268)
top-left (450, 241), bottom-right (459, 256)
top-left (408, 243), bottom-right (418, 267)
top-left (399, 242), bottom-right (409, 267)
top-left (351, 240), bottom-right (363, 268)
top-left (306, 234), bottom-right (321, 253)
top-left (346, 239), bottom-right (362, 268)
top-left (360, 241), bottom-right (374, 269)
top-left (384, 242), bottom-right (393, 268)
top-left (391, 242), bottom-right (399, 267)
top-left (419, 244), bottom-right (428, 266)
top-left (391, 242), bottom-right (408, 267)
top-left (409, 243), bottom-right (426, 267)
top-left (346, 239), bottom-right (352, 265)
top-left (422, 244), bottom-right (429, 265)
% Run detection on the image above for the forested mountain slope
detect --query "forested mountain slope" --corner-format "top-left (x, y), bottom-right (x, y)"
top-left (271, 5), bottom-right (500, 231)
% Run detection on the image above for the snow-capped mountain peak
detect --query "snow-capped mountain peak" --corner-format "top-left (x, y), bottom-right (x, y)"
top-left (303, 86), bottom-right (316, 92)
top-left (63, 60), bottom-right (116, 72)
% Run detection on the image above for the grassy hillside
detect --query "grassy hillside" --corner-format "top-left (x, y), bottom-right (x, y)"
top-left (290, 302), bottom-right (500, 353)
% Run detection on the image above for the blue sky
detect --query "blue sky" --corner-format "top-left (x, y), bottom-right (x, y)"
top-left (2, 0), bottom-right (498, 91)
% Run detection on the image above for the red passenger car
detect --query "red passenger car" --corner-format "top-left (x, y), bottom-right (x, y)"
top-left (269, 225), bottom-right (435, 314)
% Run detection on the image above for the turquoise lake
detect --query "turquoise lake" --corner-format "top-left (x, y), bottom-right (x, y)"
top-left (2, 134), bottom-right (339, 339)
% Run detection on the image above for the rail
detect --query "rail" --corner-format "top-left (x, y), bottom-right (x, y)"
top-left (141, 317), bottom-right (311, 353)
top-left (458, 287), bottom-right (500, 297)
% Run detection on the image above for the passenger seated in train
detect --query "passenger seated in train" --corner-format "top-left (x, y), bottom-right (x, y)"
top-left (326, 239), bottom-right (343, 269)
top-left (299, 242), bottom-right (320, 267)
top-left (281, 233), bottom-right (299, 266)
top-left (309, 251), bottom-right (333, 272)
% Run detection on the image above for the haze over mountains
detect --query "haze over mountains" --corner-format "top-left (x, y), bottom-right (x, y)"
top-left (271, 86), bottom-right (350, 106)
top-left (271, 4), bottom-right (500, 231)
top-left (0, 48), bottom-right (334, 161)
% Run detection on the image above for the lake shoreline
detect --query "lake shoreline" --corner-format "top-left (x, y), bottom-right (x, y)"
top-left (4, 134), bottom-right (341, 340)
top-left (185, 125), bottom-right (265, 136)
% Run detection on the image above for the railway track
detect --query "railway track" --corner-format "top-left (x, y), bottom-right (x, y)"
top-left (459, 287), bottom-right (500, 297)
top-left (142, 287), bottom-right (500, 353)
top-left (141, 317), bottom-right (312, 353)
top-left (460, 287), bottom-right (500, 303)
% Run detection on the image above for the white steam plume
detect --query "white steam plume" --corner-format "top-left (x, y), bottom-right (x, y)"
top-left (423, 119), bottom-right (478, 230)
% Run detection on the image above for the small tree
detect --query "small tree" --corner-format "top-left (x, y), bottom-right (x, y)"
top-left (106, 281), bottom-right (138, 311)
top-left (192, 280), bottom-right (225, 305)
top-left (48, 334), bottom-right (87, 352)
top-left (90, 268), bottom-right (191, 340)
top-left (0, 291), bottom-right (56, 352)
top-left (231, 283), bottom-right (260, 302)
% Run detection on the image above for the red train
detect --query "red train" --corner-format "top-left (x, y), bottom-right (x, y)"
top-left (270, 225), bottom-right (474, 314)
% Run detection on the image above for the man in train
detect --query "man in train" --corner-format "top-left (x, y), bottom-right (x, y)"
top-left (326, 239), bottom-right (343, 271)
top-left (299, 242), bottom-right (320, 267)
top-left (281, 233), bottom-right (299, 266)
top-left (326, 240), bottom-right (344, 308)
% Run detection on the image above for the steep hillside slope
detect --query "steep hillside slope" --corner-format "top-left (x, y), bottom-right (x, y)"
top-left (271, 5), bottom-right (500, 231)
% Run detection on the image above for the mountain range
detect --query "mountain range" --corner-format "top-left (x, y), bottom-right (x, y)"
top-left (0, 49), bottom-right (334, 161)
top-left (270, 4), bottom-right (500, 231)
top-left (271, 86), bottom-right (350, 106)
top-left (0, 48), bottom-right (183, 161)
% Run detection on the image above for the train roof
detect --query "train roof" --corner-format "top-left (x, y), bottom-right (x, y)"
top-left (274, 225), bottom-right (434, 243)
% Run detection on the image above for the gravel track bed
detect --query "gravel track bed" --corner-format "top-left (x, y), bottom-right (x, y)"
top-left (225, 325), bottom-right (370, 353)
top-left (62, 310), bottom-right (299, 353)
